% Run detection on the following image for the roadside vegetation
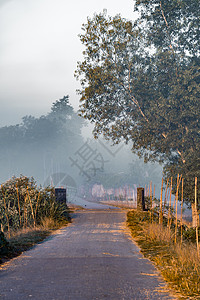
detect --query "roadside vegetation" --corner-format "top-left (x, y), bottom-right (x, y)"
top-left (127, 209), bottom-right (200, 299)
top-left (0, 175), bottom-right (70, 263)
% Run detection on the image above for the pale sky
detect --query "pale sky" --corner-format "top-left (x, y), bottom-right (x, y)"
top-left (0, 0), bottom-right (136, 126)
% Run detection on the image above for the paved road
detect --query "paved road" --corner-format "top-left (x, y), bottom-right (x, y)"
top-left (0, 209), bottom-right (176, 300)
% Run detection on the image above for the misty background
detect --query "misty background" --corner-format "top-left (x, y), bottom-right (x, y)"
top-left (0, 94), bottom-right (163, 197)
top-left (0, 0), bottom-right (163, 197)
top-left (0, 0), bottom-right (136, 126)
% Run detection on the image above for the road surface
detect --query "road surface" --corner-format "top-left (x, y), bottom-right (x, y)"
top-left (0, 208), bottom-right (176, 299)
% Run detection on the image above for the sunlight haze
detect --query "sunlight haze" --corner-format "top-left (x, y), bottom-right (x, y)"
top-left (0, 0), bottom-right (136, 126)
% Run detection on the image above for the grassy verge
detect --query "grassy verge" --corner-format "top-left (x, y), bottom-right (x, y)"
top-left (127, 210), bottom-right (200, 299)
top-left (100, 200), bottom-right (136, 209)
top-left (0, 217), bottom-right (70, 263)
top-left (0, 175), bottom-right (72, 264)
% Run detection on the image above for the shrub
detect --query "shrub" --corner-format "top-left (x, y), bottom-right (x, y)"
top-left (0, 175), bottom-right (70, 234)
top-left (0, 231), bottom-right (9, 256)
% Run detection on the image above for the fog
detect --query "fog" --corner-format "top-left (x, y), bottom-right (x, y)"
top-left (0, 0), bottom-right (163, 201)
top-left (0, 0), bottom-right (136, 127)
top-left (0, 96), bottom-right (163, 201)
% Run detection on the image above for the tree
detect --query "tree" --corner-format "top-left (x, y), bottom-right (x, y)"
top-left (134, 0), bottom-right (199, 56)
top-left (134, 0), bottom-right (200, 203)
top-left (75, 5), bottom-right (200, 204)
top-left (0, 96), bottom-right (85, 184)
top-left (48, 95), bottom-right (85, 138)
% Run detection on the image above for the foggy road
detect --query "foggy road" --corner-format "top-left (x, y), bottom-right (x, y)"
top-left (0, 208), bottom-right (176, 300)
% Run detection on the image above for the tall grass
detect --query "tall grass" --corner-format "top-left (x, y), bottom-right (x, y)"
top-left (127, 210), bottom-right (200, 298)
top-left (0, 175), bottom-right (69, 233)
top-left (147, 176), bottom-right (199, 253)
top-left (0, 175), bottom-right (70, 261)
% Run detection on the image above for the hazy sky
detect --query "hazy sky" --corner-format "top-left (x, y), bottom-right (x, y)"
top-left (0, 0), bottom-right (136, 127)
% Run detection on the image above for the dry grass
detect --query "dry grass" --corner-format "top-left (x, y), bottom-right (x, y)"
top-left (160, 243), bottom-right (200, 296)
top-left (40, 216), bottom-right (60, 229)
top-left (6, 226), bottom-right (47, 239)
top-left (101, 200), bottom-right (137, 209)
top-left (1, 216), bottom-right (70, 262)
top-left (143, 223), bottom-right (173, 243)
top-left (4, 226), bottom-right (50, 258)
top-left (127, 210), bottom-right (200, 299)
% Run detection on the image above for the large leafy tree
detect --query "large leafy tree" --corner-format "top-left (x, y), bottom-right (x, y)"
top-left (134, 0), bottom-right (199, 56)
top-left (75, 2), bottom-right (200, 204)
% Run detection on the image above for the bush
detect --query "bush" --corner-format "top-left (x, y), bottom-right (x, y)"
top-left (0, 175), bottom-right (70, 234)
top-left (0, 231), bottom-right (9, 256)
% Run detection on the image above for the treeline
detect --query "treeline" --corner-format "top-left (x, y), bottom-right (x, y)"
top-left (0, 96), bottom-right (85, 184)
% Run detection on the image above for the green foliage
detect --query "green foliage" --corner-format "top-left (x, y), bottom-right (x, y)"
top-left (182, 227), bottom-right (200, 243)
top-left (0, 175), bottom-right (70, 233)
top-left (0, 231), bottom-right (9, 256)
top-left (75, 4), bottom-right (200, 203)
top-left (134, 0), bottom-right (199, 56)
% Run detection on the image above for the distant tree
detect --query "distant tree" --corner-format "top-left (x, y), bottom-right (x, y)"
top-left (75, 4), bottom-right (200, 204)
top-left (13, 96), bottom-right (85, 144)
top-left (0, 96), bottom-right (85, 184)
top-left (48, 95), bottom-right (85, 138)
top-left (50, 95), bottom-right (73, 116)
top-left (21, 115), bottom-right (57, 143)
